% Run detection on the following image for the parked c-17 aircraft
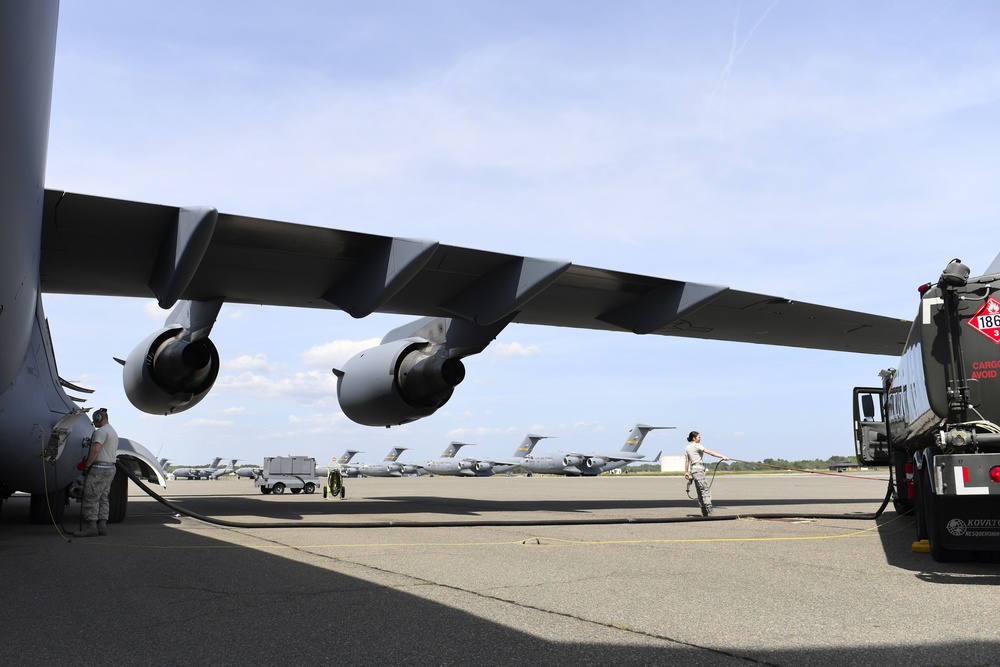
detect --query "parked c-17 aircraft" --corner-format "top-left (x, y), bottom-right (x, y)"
top-left (521, 424), bottom-right (671, 476)
top-left (170, 457), bottom-right (224, 480)
top-left (421, 435), bottom-right (550, 477)
top-left (235, 466), bottom-right (262, 480)
top-left (0, 3), bottom-right (910, 524)
top-left (420, 442), bottom-right (476, 476)
top-left (352, 448), bottom-right (424, 478)
top-left (212, 459), bottom-right (240, 479)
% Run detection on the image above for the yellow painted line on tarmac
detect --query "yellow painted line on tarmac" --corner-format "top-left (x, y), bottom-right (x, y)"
top-left (74, 514), bottom-right (913, 551)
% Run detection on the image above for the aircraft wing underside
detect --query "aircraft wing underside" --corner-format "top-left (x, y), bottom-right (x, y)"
top-left (569, 452), bottom-right (646, 462)
top-left (39, 190), bottom-right (909, 355)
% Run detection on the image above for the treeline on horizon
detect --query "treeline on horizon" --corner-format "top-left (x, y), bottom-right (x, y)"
top-left (718, 455), bottom-right (858, 472)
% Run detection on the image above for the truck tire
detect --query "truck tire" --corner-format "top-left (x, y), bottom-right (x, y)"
top-left (272, 483), bottom-right (285, 494)
top-left (107, 468), bottom-right (128, 524)
top-left (303, 483), bottom-right (316, 494)
top-left (924, 465), bottom-right (958, 562)
top-left (891, 450), bottom-right (914, 515)
top-left (290, 488), bottom-right (301, 494)
top-left (260, 486), bottom-right (272, 495)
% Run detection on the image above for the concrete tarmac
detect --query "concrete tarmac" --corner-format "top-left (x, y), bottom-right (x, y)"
top-left (3, 472), bottom-right (998, 666)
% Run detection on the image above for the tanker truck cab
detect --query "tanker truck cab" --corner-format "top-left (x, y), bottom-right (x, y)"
top-left (855, 259), bottom-right (1000, 562)
top-left (853, 387), bottom-right (889, 468)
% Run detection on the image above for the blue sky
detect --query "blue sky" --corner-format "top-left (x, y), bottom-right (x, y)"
top-left (41, 1), bottom-right (1000, 469)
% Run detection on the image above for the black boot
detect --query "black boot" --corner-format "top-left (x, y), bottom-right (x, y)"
top-left (74, 521), bottom-right (99, 537)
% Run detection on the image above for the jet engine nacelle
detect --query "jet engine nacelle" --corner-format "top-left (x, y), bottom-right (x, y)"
top-left (335, 339), bottom-right (466, 427)
top-left (398, 464), bottom-right (421, 475)
top-left (562, 455), bottom-right (583, 467)
top-left (585, 457), bottom-right (606, 469)
top-left (475, 461), bottom-right (493, 472)
top-left (457, 460), bottom-right (476, 471)
top-left (123, 326), bottom-right (220, 415)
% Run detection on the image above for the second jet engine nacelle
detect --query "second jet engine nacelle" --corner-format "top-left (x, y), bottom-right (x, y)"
top-left (123, 326), bottom-right (220, 415)
top-left (585, 457), bottom-right (606, 469)
top-left (562, 455), bottom-right (583, 467)
top-left (475, 461), bottom-right (493, 472)
top-left (335, 339), bottom-right (466, 427)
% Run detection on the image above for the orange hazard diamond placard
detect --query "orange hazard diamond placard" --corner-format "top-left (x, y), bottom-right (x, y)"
top-left (967, 296), bottom-right (1000, 344)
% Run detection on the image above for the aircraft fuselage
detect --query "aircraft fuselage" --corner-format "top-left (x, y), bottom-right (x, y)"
top-left (0, 1), bottom-right (95, 498)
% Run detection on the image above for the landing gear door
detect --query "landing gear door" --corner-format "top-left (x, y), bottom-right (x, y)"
top-left (853, 387), bottom-right (889, 466)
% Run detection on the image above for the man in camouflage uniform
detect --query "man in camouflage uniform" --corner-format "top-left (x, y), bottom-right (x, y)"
top-left (74, 408), bottom-right (119, 537)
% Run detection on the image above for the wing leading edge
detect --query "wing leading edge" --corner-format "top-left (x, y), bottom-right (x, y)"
top-left (40, 190), bottom-right (909, 355)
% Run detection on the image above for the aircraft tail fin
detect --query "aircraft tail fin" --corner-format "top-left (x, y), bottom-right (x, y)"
top-left (383, 447), bottom-right (408, 462)
top-left (210, 456), bottom-right (223, 468)
top-left (441, 442), bottom-right (472, 458)
top-left (620, 424), bottom-right (674, 453)
top-left (514, 434), bottom-right (551, 459)
top-left (337, 449), bottom-right (361, 464)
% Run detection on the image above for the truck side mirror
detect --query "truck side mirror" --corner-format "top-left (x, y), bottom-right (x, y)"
top-left (861, 394), bottom-right (876, 421)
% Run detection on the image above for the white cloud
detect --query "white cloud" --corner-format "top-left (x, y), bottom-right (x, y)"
top-left (488, 341), bottom-right (542, 361)
top-left (301, 338), bottom-right (382, 368)
top-left (214, 369), bottom-right (339, 406)
top-left (224, 353), bottom-right (279, 373)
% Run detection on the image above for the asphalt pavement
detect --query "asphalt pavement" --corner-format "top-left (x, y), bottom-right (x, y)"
top-left (3, 472), bottom-right (998, 666)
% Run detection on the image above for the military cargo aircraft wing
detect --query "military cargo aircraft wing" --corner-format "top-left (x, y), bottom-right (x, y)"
top-left (40, 190), bottom-right (909, 355)
top-left (566, 451), bottom-right (647, 463)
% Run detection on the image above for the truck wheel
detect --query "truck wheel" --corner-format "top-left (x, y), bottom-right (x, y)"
top-left (260, 487), bottom-right (272, 495)
top-left (107, 468), bottom-right (128, 524)
top-left (891, 450), bottom-right (914, 515)
top-left (272, 483), bottom-right (285, 494)
top-left (290, 488), bottom-right (301, 494)
top-left (303, 483), bottom-right (316, 494)
top-left (924, 466), bottom-right (958, 562)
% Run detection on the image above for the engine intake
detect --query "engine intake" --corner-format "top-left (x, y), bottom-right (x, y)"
top-left (335, 339), bottom-right (466, 426)
top-left (123, 326), bottom-right (220, 415)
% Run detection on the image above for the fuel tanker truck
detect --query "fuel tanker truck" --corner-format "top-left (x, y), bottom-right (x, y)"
top-left (853, 259), bottom-right (1000, 562)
